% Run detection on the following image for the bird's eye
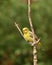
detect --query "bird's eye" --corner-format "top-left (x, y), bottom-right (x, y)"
top-left (23, 29), bottom-right (26, 32)
top-left (25, 29), bottom-right (28, 31)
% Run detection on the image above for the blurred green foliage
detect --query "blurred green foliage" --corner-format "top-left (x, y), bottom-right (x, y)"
top-left (0, 0), bottom-right (52, 65)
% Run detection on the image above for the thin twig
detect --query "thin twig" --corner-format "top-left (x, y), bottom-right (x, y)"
top-left (15, 22), bottom-right (28, 42)
top-left (14, 22), bottom-right (24, 38)
top-left (28, 0), bottom-right (40, 44)
top-left (27, 0), bottom-right (39, 65)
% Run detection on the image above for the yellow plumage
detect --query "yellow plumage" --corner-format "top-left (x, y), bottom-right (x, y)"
top-left (22, 27), bottom-right (42, 46)
top-left (22, 27), bottom-right (33, 43)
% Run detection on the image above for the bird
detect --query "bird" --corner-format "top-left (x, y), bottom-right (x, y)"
top-left (22, 27), bottom-right (40, 46)
top-left (22, 27), bottom-right (33, 42)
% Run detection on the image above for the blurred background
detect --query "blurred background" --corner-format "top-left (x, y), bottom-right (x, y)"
top-left (0, 0), bottom-right (52, 65)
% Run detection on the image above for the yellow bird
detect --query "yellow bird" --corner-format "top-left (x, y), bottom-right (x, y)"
top-left (22, 27), bottom-right (41, 46)
top-left (22, 27), bottom-right (33, 42)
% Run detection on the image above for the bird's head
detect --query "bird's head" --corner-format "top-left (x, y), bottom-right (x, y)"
top-left (22, 27), bottom-right (29, 34)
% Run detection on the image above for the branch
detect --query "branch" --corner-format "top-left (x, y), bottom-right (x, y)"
top-left (14, 1), bottom-right (40, 65)
top-left (27, 0), bottom-right (40, 65)
top-left (15, 22), bottom-right (28, 42)
top-left (14, 22), bottom-right (24, 38)
top-left (28, 0), bottom-right (40, 45)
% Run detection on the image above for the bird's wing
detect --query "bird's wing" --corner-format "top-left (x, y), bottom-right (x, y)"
top-left (29, 31), bottom-right (33, 38)
top-left (29, 31), bottom-right (38, 41)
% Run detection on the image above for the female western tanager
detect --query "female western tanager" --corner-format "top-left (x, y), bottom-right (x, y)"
top-left (22, 27), bottom-right (33, 42)
top-left (22, 27), bottom-right (41, 46)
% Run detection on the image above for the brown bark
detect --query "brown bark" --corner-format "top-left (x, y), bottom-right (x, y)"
top-left (28, 0), bottom-right (38, 65)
